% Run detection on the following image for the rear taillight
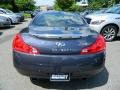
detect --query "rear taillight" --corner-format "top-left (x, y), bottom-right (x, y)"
top-left (12, 34), bottom-right (40, 55)
top-left (80, 35), bottom-right (106, 54)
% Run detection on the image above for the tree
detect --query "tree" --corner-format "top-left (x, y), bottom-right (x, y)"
top-left (0, 0), bottom-right (19, 12)
top-left (0, 0), bottom-right (36, 12)
top-left (11, 0), bottom-right (19, 12)
top-left (54, 0), bottom-right (62, 11)
top-left (115, 0), bottom-right (120, 4)
top-left (16, 0), bottom-right (36, 11)
top-left (89, 0), bottom-right (104, 9)
top-left (89, 0), bottom-right (120, 9)
top-left (54, 0), bottom-right (76, 11)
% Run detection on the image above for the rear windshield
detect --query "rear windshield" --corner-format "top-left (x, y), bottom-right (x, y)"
top-left (32, 12), bottom-right (86, 27)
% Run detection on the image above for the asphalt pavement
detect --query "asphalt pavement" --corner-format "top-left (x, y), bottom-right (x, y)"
top-left (0, 19), bottom-right (120, 90)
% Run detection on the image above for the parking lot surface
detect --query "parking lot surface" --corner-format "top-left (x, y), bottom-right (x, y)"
top-left (0, 19), bottom-right (120, 90)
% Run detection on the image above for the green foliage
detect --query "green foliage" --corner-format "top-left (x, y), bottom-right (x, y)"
top-left (54, 0), bottom-right (86, 12)
top-left (53, 0), bottom-right (62, 11)
top-left (107, 0), bottom-right (120, 7)
top-left (0, 3), bottom-right (12, 10)
top-left (54, 0), bottom-right (77, 11)
top-left (0, 0), bottom-right (12, 10)
top-left (89, 0), bottom-right (120, 9)
top-left (89, 0), bottom-right (104, 9)
top-left (16, 0), bottom-right (36, 11)
top-left (24, 13), bottom-right (31, 18)
top-left (0, 0), bottom-right (36, 12)
top-left (114, 0), bottom-right (120, 4)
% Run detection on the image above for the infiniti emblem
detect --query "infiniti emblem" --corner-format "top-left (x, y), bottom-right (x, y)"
top-left (56, 42), bottom-right (65, 47)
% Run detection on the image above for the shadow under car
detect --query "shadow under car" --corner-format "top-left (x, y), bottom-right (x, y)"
top-left (0, 25), bottom-right (15, 30)
top-left (114, 36), bottom-right (120, 41)
top-left (30, 68), bottom-right (109, 90)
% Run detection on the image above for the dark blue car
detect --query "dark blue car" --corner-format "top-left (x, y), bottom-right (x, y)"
top-left (12, 11), bottom-right (106, 82)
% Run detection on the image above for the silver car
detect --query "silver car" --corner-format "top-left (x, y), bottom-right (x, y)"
top-left (0, 8), bottom-right (19, 24)
top-left (0, 16), bottom-right (11, 28)
top-left (5, 9), bottom-right (24, 22)
top-left (85, 5), bottom-right (120, 41)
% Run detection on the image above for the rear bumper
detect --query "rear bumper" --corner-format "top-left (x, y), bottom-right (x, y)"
top-left (13, 51), bottom-right (105, 79)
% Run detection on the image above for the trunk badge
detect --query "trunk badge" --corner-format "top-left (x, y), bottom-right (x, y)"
top-left (56, 42), bottom-right (65, 47)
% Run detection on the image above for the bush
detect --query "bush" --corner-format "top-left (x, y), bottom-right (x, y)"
top-left (0, 4), bottom-right (12, 10)
top-left (24, 13), bottom-right (31, 18)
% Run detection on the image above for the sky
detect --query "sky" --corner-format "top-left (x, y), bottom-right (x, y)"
top-left (35, 0), bottom-right (55, 6)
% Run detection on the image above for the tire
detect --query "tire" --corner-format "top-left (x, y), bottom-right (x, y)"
top-left (30, 77), bottom-right (48, 84)
top-left (101, 25), bottom-right (118, 42)
top-left (30, 77), bottom-right (39, 81)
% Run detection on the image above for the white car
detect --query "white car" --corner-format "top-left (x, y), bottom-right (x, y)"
top-left (0, 8), bottom-right (19, 24)
top-left (85, 5), bottom-right (120, 41)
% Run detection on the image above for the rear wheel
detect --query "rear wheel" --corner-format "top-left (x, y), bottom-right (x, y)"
top-left (101, 25), bottom-right (118, 42)
top-left (30, 77), bottom-right (39, 81)
top-left (30, 77), bottom-right (49, 84)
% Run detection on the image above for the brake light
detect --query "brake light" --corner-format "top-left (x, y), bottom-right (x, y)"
top-left (12, 34), bottom-right (40, 55)
top-left (80, 35), bottom-right (106, 54)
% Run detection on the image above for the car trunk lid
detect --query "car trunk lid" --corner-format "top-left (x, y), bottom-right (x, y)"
top-left (21, 26), bottom-right (98, 55)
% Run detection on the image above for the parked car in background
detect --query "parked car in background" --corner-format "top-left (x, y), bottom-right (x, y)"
top-left (92, 8), bottom-right (108, 14)
top-left (80, 9), bottom-right (95, 17)
top-left (31, 10), bottom-right (41, 18)
top-left (85, 5), bottom-right (120, 41)
top-left (24, 11), bottom-right (33, 14)
top-left (5, 9), bottom-right (24, 22)
top-left (0, 11), bottom-right (19, 24)
top-left (0, 8), bottom-right (20, 24)
top-left (0, 16), bottom-right (11, 28)
top-left (13, 11), bottom-right (106, 82)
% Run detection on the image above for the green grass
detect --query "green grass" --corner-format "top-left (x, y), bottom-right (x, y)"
top-left (24, 13), bottom-right (31, 18)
